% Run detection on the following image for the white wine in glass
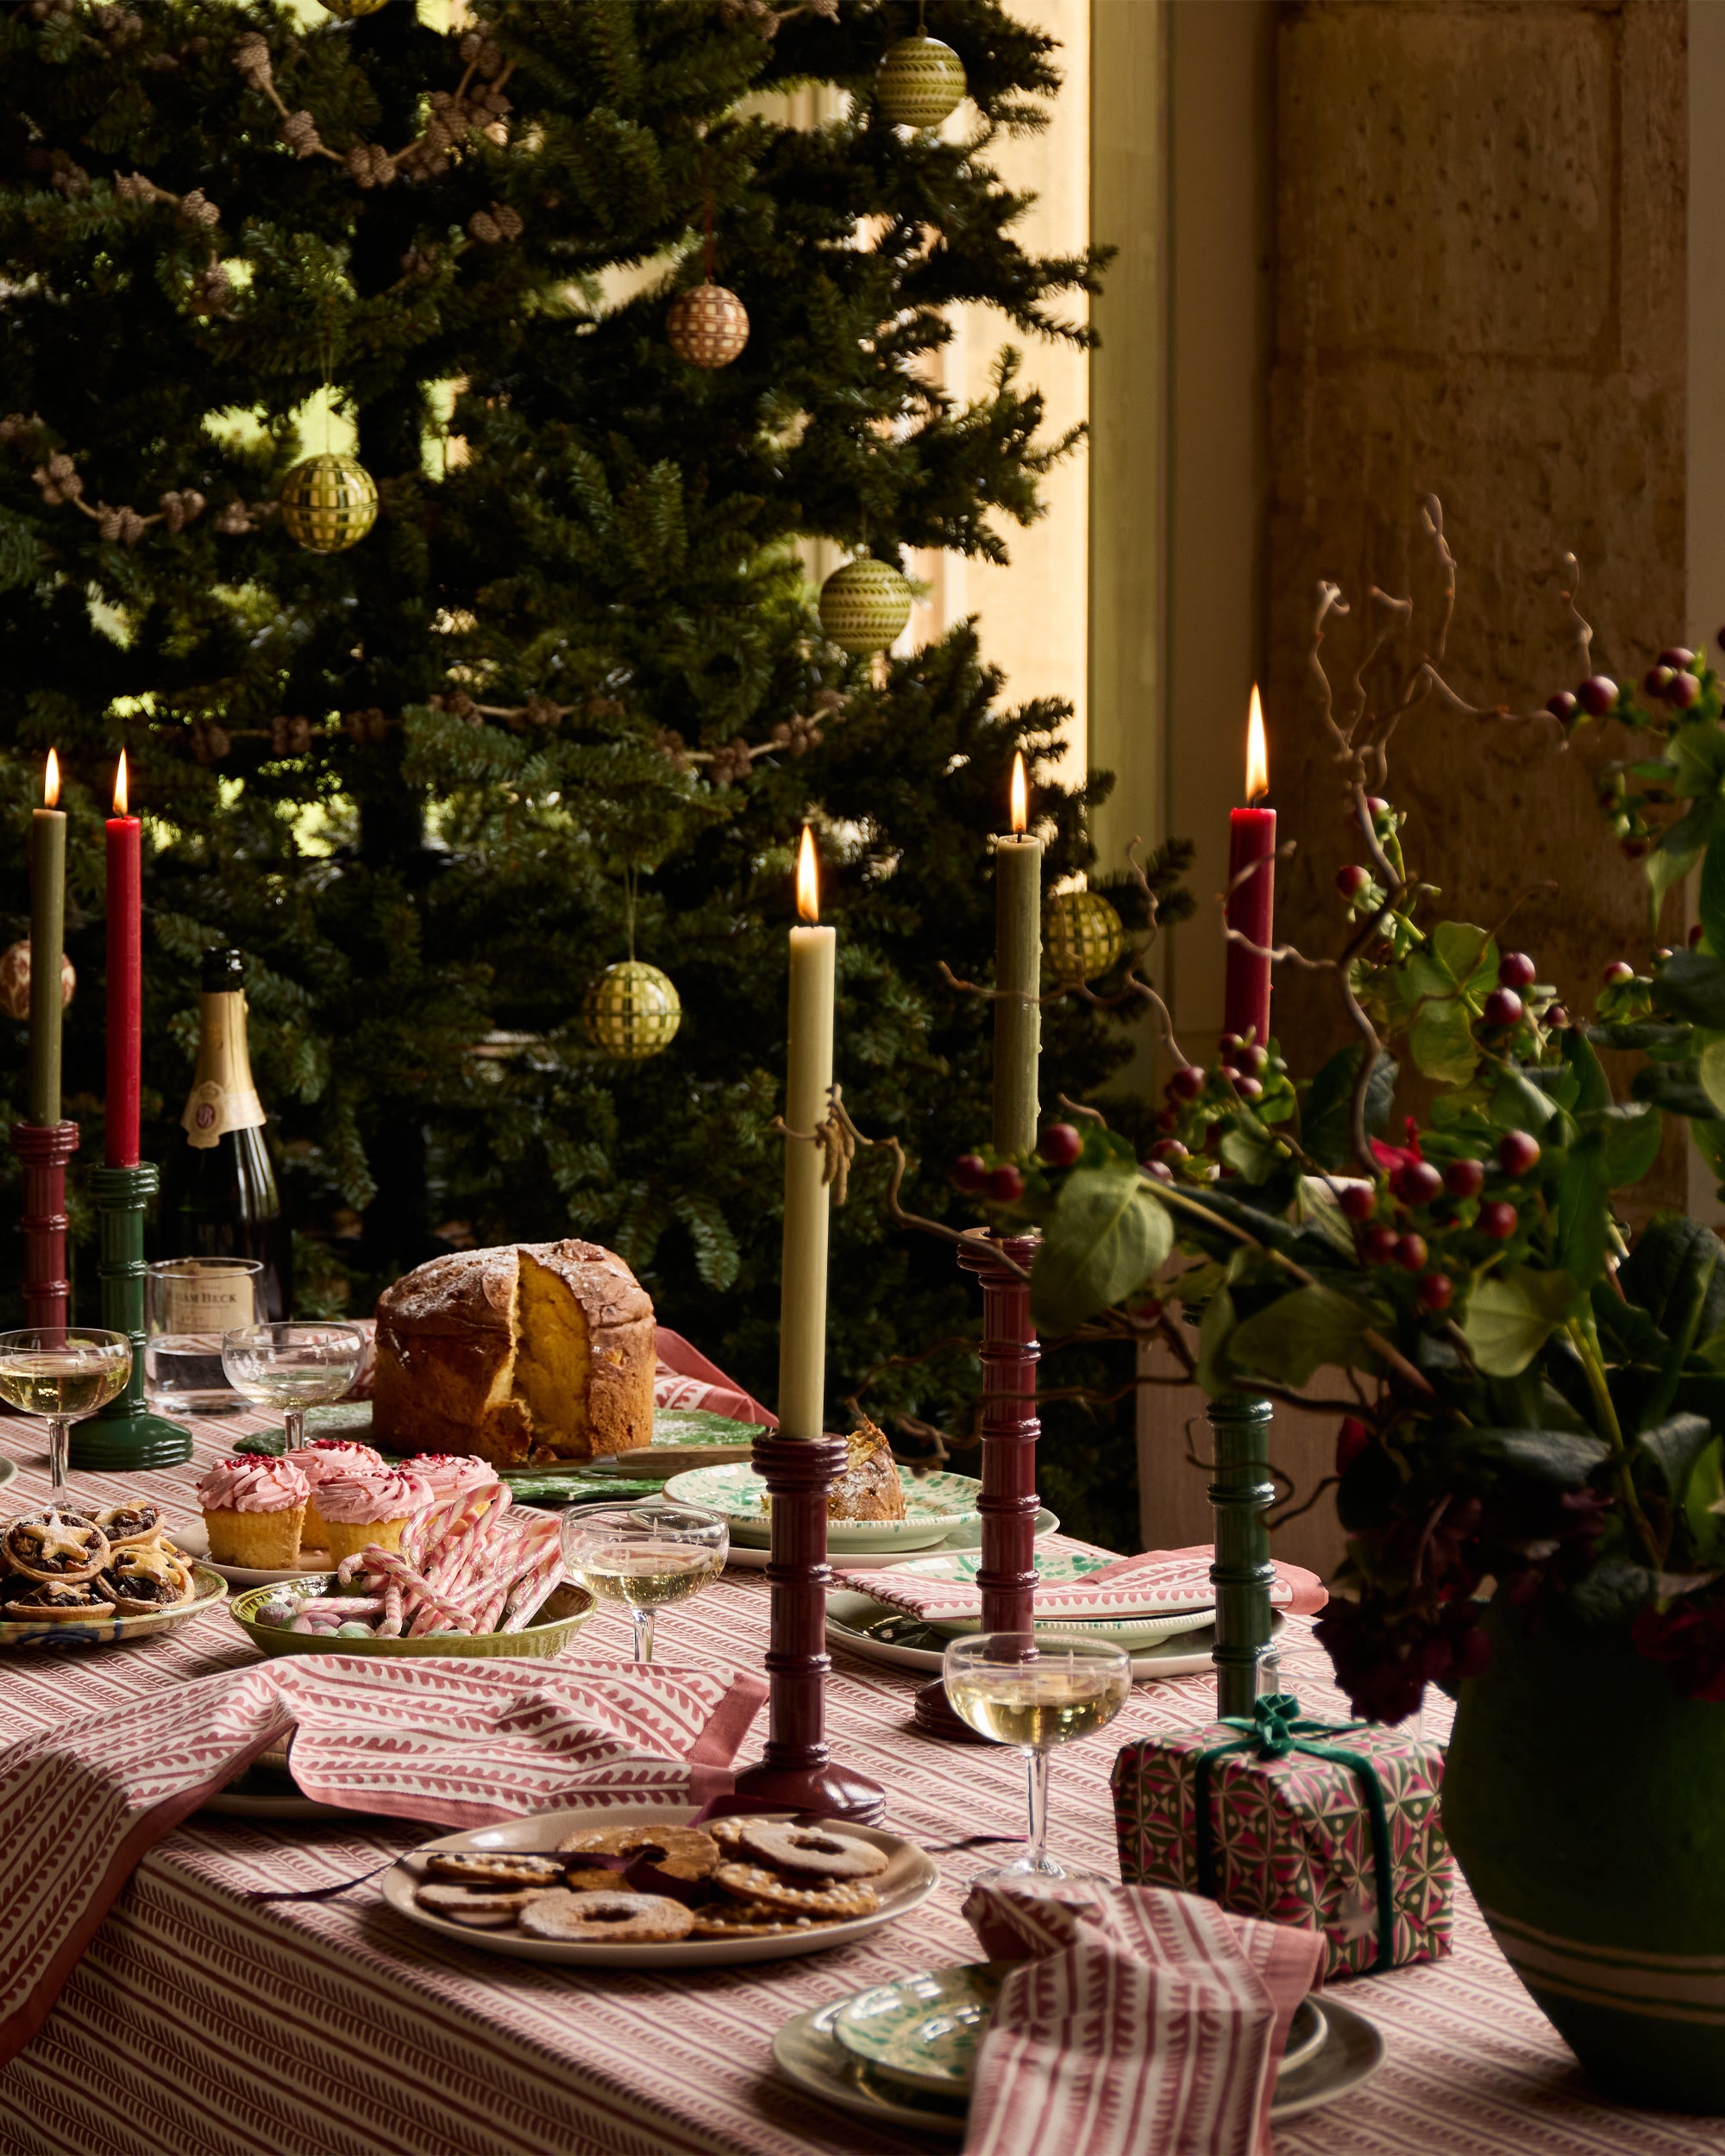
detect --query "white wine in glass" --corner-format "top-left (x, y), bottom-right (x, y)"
top-left (220, 1323), bottom-right (363, 1451)
top-left (943, 1632), bottom-right (1133, 1885)
top-left (0, 1328), bottom-right (132, 1495)
top-left (561, 1501), bottom-right (727, 1661)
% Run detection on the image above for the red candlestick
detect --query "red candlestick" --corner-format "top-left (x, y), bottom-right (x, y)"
top-left (1221, 687), bottom-right (1275, 1048)
top-left (105, 755), bottom-right (141, 1169)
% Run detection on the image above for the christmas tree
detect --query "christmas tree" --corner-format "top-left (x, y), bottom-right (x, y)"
top-left (0, 0), bottom-right (1182, 1535)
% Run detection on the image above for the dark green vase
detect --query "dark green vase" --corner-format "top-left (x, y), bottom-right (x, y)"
top-left (1444, 1603), bottom-right (1725, 2113)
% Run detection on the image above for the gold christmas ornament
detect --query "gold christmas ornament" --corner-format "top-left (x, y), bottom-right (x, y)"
top-left (279, 452), bottom-right (379, 554)
top-left (0, 940), bottom-right (74, 1023)
top-left (666, 282), bottom-right (750, 369)
top-left (819, 557), bottom-right (913, 656)
top-left (1044, 890), bottom-right (1126, 984)
top-left (584, 961), bottom-right (682, 1060)
top-left (875, 33), bottom-right (968, 130)
top-left (317, 0), bottom-right (392, 16)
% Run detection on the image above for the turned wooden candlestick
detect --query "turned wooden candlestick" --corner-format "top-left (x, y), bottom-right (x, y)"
top-left (11, 1120), bottom-right (78, 1328)
top-left (913, 1229), bottom-right (1041, 1741)
top-left (731, 1431), bottom-right (886, 1821)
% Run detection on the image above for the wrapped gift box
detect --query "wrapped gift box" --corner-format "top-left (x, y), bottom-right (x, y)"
top-left (1110, 1695), bottom-right (1453, 1979)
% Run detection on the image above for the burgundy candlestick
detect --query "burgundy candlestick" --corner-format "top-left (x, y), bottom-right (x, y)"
top-left (731, 1432), bottom-right (886, 1821)
top-left (11, 1120), bottom-right (78, 1327)
top-left (914, 1229), bottom-right (1042, 1740)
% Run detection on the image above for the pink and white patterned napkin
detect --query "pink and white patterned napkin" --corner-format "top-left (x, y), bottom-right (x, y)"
top-left (832, 1543), bottom-right (1327, 1626)
top-left (654, 1326), bottom-right (776, 1428)
top-left (0, 1653), bottom-right (765, 2067)
top-left (961, 1878), bottom-right (1325, 2156)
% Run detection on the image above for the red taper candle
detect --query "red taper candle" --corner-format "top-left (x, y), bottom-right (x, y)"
top-left (104, 750), bottom-right (141, 1168)
top-left (1222, 686), bottom-right (1275, 1050)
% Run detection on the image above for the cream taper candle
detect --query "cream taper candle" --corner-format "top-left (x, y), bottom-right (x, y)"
top-left (779, 824), bottom-right (836, 1438)
top-left (992, 751), bottom-right (1042, 1155)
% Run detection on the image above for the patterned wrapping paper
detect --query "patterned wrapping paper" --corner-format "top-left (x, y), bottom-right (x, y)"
top-left (1111, 1709), bottom-right (1454, 1981)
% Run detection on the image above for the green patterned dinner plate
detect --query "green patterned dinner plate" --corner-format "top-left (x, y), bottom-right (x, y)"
top-left (664, 1463), bottom-right (982, 1552)
top-left (834, 1963), bottom-right (1010, 2096)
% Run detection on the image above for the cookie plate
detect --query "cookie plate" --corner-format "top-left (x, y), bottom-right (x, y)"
top-left (384, 1805), bottom-right (940, 1967)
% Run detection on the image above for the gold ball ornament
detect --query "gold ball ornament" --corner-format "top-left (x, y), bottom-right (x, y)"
top-left (0, 941), bottom-right (74, 1023)
top-left (317, 0), bottom-right (392, 16)
top-left (819, 558), bottom-right (913, 656)
top-left (1044, 890), bottom-right (1126, 984)
top-left (279, 452), bottom-right (379, 555)
top-left (875, 34), bottom-right (968, 130)
top-left (584, 961), bottom-right (682, 1061)
top-left (666, 282), bottom-right (750, 370)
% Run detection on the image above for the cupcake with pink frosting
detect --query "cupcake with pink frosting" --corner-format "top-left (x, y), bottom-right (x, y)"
top-left (296, 1438), bottom-right (386, 1549)
top-left (196, 1454), bottom-right (310, 1568)
top-left (401, 1453), bottom-right (501, 1505)
top-left (312, 1466), bottom-right (435, 1564)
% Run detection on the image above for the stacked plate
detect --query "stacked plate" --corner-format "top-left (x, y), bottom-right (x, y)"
top-left (774, 1963), bottom-right (1383, 2138)
top-left (663, 1462), bottom-right (986, 1557)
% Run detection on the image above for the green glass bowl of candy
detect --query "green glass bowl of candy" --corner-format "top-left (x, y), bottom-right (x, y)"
top-left (228, 1574), bottom-right (595, 1658)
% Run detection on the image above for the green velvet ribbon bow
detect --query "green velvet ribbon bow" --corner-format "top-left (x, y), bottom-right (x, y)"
top-left (1191, 1691), bottom-right (1397, 1973)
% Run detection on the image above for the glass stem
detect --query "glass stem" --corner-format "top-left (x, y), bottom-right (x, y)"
top-left (631, 1607), bottom-right (656, 1663)
top-left (284, 1406), bottom-right (305, 1451)
top-left (47, 1417), bottom-right (69, 1495)
top-left (1025, 1745), bottom-right (1051, 1871)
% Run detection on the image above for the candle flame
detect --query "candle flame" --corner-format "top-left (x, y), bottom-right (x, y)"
top-left (1245, 686), bottom-right (1269, 802)
top-left (1010, 750), bottom-right (1028, 836)
top-left (113, 749), bottom-right (128, 818)
top-left (43, 749), bottom-right (59, 808)
top-left (796, 823), bottom-right (819, 923)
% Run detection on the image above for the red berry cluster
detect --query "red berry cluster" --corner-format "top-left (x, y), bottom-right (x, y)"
top-left (1344, 1119), bottom-right (1538, 1314)
top-left (951, 1121), bottom-right (1085, 1208)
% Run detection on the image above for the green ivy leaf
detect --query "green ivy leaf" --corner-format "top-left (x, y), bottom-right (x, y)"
top-left (1635, 1413), bottom-right (1714, 1501)
top-left (1408, 995), bottom-right (1480, 1084)
top-left (1478, 1427), bottom-right (1611, 1489)
top-left (1301, 1046), bottom-right (1397, 1171)
top-left (1196, 1282), bottom-right (1238, 1395)
top-left (1684, 1437), bottom-right (1725, 1565)
top-left (1619, 1215), bottom-right (1725, 1343)
top-left (1462, 1267), bottom-right (1582, 1376)
top-left (1029, 1166), bottom-right (1173, 1331)
top-left (1699, 1039), bottom-right (1725, 1117)
top-left (1227, 1283), bottom-right (1379, 1389)
top-left (1652, 950), bottom-right (1725, 1029)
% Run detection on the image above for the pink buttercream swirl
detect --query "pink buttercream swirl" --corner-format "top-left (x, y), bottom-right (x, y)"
top-left (312, 1468), bottom-right (435, 1526)
top-left (402, 1453), bottom-right (499, 1499)
top-left (197, 1455), bottom-right (310, 1514)
top-left (298, 1439), bottom-right (385, 1487)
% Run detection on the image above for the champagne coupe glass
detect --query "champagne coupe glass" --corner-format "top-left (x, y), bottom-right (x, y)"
top-left (221, 1322), bottom-right (363, 1451)
top-left (560, 1501), bottom-right (728, 1663)
top-left (0, 1327), bottom-right (133, 1495)
top-left (943, 1631), bottom-right (1133, 1885)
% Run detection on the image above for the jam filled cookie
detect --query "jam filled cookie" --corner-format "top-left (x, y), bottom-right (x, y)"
top-left (424, 1851), bottom-right (569, 1890)
top-left (735, 1820), bottom-right (889, 1881)
top-left (555, 1821), bottom-right (719, 1882)
top-left (711, 1864), bottom-right (881, 1919)
top-left (517, 1890), bottom-right (694, 1944)
top-left (688, 1900), bottom-right (833, 1938)
top-left (416, 1882), bottom-right (555, 1918)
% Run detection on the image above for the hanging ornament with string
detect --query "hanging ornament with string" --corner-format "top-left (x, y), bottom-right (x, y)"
top-left (317, 0), bottom-right (391, 16)
top-left (876, 2), bottom-right (968, 131)
top-left (819, 555), bottom-right (913, 655)
top-left (280, 305), bottom-right (379, 552)
top-left (584, 868), bottom-right (682, 1059)
top-left (667, 146), bottom-right (750, 369)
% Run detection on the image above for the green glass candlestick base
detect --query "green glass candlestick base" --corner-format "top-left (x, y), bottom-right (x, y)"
top-left (1206, 1389), bottom-right (1276, 1720)
top-left (73, 1162), bottom-right (192, 1471)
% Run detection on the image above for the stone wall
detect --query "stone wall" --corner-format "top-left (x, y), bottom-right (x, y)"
top-left (1264, 0), bottom-right (1688, 1172)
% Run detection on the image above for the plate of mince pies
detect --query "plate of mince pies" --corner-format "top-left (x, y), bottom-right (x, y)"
top-left (0, 1501), bottom-right (226, 1645)
top-left (385, 1806), bottom-right (941, 1967)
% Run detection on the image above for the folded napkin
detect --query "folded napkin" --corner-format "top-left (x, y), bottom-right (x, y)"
top-left (961, 1878), bottom-right (1324, 2156)
top-left (0, 1653), bottom-right (764, 2066)
top-left (654, 1326), bottom-right (776, 1429)
top-left (833, 1543), bottom-right (1327, 1627)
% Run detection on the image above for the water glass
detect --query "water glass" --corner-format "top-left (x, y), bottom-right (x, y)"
top-left (0, 1327), bottom-right (133, 1494)
top-left (942, 1631), bottom-right (1133, 1885)
top-left (145, 1258), bottom-right (267, 1414)
top-left (560, 1501), bottom-right (728, 1663)
top-left (221, 1322), bottom-right (363, 1451)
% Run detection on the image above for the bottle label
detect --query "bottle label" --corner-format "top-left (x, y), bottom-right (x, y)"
top-left (180, 988), bottom-right (268, 1150)
top-left (163, 1265), bottom-right (258, 1334)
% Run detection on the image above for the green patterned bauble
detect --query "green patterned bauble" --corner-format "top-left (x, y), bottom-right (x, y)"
top-left (279, 452), bottom-right (379, 554)
top-left (584, 961), bottom-right (681, 1060)
top-left (819, 557), bottom-right (913, 655)
top-left (875, 34), bottom-right (968, 130)
top-left (1044, 889), bottom-right (1126, 983)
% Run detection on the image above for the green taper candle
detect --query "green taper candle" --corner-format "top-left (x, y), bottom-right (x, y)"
top-left (992, 751), bottom-right (1042, 1155)
top-left (778, 825), bottom-right (836, 1438)
top-left (28, 749), bottom-right (66, 1127)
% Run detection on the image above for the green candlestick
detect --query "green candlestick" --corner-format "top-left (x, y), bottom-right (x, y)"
top-left (1206, 1390), bottom-right (1276, 1718)
top-left (72, 1162), bottom-right (192, 1470)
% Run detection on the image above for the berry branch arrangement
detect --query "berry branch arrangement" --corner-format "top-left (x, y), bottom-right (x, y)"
top-left (932, 499), bottom-right (1725, 1721)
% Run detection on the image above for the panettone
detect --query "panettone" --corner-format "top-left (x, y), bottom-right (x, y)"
top-left (372, 1240), bottom-right (656, 1468)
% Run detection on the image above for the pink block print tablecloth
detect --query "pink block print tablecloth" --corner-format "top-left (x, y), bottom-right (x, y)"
top-left (0, 1409), bottom-right (1720, 2156)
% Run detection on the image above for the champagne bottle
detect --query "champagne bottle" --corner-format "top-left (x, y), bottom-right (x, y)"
top-left (160, 948), bottom-right (293, 1319)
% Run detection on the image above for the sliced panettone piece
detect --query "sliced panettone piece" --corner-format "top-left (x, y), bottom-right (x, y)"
top-left (827, 1417), bottom-right (907, 1521)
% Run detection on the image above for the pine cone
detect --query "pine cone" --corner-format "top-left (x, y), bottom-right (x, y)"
top-left (48, 153), bottom-right (90, 198)
top-left (190, 263), bottom-right (233, 317)
top-left (492, 204), bottom-right (523, 241)
top-left (33, 454), bottom-right (81, 506)
top-left (345, 142), bottom-right (395, 190)
top-left (272, 715), bottom-right (312, 755)
top-left (398, 244), bottom-right (440, 279)
top-left (279, 110), bottom-right (323, 160)
top-left (523, 695), bottom-right (561, 729)
top-left (231, 31), bottom-right (273, 90)
top-left (26, 0), bottom-right (75, 22)
top-left (467, 210), bottom-right (501, 245)
top-left (654, 727), bottom-right (693, 774)
top-left (442, 690), bottom-right (480, 724)
top-left (158, 489), bottom-right (206, 535)
top-left (93, 5), bottom-right (144, 45)
top-left (213, 499), bottom-right (254, 536)
top-left (191, 721), bottom-right (231, 764)
top-left (706, 736), bottom-right (756, 786)
top-left (0, 414), bottom-right (39, 448)
top-left (114, 172), bottom-right (157, 203)
top-left (770, 713), bottom-right (823, 757)
top-left (178, 189), bottom-right (220, 228)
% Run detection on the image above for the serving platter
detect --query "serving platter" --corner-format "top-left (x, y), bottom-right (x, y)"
top-left (384, 1804), bottom-right (940, 1968)
top-left (0, 1562), bottom-right (227, 1649)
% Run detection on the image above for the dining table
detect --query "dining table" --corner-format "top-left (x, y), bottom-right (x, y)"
top-left (0, 1408), bottom-right (1720, 2156)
